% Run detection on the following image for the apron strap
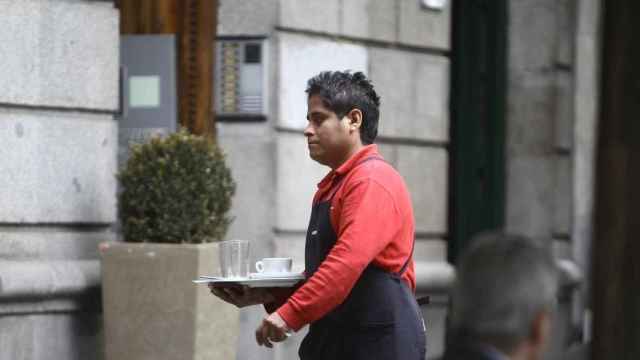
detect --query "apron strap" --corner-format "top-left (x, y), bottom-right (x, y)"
top-left (397, 238), bottom-right (414, 277)
top-left (400, 239), bottom-right (430, 306)
top-left (324, 155), bottom-right (418, 287)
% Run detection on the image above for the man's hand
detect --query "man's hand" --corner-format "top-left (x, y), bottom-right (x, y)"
top-left (208, 284), bottom-right (275, 308)
top-left (255, 312), bottom-right (291, 348)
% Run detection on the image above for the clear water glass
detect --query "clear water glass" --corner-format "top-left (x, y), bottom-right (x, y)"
top-left (218, 240), bottom-right (250, 279)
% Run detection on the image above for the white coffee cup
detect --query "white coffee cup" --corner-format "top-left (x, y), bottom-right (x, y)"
top-left (255, 257), bottom-right (293, 275)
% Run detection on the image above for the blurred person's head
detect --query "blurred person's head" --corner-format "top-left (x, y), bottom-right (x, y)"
top-left (304, 71), bottom-right (380, 168)
top-left (450, 232), bottom-right (558, 360)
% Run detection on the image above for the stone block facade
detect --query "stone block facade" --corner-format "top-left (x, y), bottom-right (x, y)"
top-left (0, 1), bottom-right (118, 110)
top-left (277, 32), bottom-right (368, 129)
top-left (395, 146), bottom-right (448, 234)
top-left (0, 1), bottom-right (119, 360)
top-left (0, 110), bottom-right (117, 223)
top-left (275, 133), bottom-right (327, 232)
top-left (341, 0), bottom-right (396, 42)
top-left (370, 48), bottom-right (449, 142)
top-left (218, 0), bottom-right (278, 36)
top-left (279, 0), bottom-right (341, 35)
top-left (398, 0), bottom-right (451, 49)
top-left (506, 0), bottom-right (575, 240)
top-left (505, 0), bottom-right (602, 356)
top-left (217, 123), bottom-right (276, 262)
top-left (0, 313), bottom-right (102, 360)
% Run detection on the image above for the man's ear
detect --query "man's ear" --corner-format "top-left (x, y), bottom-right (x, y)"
top-left (346, 109), bottom-right (363, 131)
top-left (530, 311), bottom-right (552, 349)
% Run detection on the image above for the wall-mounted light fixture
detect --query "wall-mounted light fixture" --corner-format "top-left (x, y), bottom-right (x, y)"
top-left (421, 0), bottom-right (447, 11)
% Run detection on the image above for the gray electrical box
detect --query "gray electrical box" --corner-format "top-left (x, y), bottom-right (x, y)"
top-left (118, 34), bottom-right (178, 165)
top-left (214, 37), bottom-right (268, 121)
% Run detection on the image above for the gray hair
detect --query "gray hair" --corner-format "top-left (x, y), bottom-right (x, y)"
top-left (450, 232), bottom-right (558, 352)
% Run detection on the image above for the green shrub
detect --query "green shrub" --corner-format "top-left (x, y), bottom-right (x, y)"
top-left (118, 129), bottom-right (236, 243)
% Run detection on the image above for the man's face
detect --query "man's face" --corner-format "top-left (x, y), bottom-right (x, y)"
top-left (304, 95), bottom-right (352, 168)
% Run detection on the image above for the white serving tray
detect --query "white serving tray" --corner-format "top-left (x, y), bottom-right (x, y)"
top-left (193, 273), bottom-right (304, 288)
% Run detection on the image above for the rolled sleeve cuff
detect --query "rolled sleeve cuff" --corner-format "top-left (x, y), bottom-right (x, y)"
top-left (276, 303), bottom-right (307, 332)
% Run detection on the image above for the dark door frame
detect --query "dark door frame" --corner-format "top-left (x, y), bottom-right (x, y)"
top-left (448, 0), bottom-right (508, 262)
top-left (592, 0), bottom-right (640, 357)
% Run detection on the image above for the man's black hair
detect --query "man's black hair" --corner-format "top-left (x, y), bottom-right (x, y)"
top-left (305, 71), bottom-right (381, 145)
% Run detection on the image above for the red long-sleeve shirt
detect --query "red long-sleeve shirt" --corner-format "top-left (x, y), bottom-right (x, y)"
top-left (274, 144), bottom-right (416, 331)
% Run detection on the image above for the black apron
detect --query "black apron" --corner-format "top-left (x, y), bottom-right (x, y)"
top-left (299, 156), bottom-right (427, 360)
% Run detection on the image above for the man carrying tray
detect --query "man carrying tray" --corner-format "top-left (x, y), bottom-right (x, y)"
top-left (209, 70), bottom-right (426, 360)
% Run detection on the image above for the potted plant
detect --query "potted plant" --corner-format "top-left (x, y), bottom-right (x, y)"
top-left (101, 129), bottom-right (237, 360)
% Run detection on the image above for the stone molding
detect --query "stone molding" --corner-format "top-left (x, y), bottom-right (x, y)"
top-left (415, 258), bottom-right (583, 296)
top-left (415, 261), bottom-right (455, 295)
top-left (0, 260), bottom-right (100, 300)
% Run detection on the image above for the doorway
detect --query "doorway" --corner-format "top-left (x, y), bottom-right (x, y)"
top-left (449, 0), bottom-right (507, 262)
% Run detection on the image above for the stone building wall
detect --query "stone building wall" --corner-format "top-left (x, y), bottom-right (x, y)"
top-left (0, 1), bottom-right (119, 359)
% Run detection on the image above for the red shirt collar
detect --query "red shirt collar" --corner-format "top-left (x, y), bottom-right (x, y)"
top-left (317, 144), bottom-right (379, 189)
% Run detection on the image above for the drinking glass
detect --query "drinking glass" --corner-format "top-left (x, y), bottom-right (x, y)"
top-left (218, 240), bottom-right (250, 279)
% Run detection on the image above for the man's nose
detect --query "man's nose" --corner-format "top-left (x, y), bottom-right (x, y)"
top-left (303, 124), bottom-right (313, 137)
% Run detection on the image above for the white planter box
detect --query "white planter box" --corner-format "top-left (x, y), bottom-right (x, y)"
top-left (101, 242), bottom-right (238, 360)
